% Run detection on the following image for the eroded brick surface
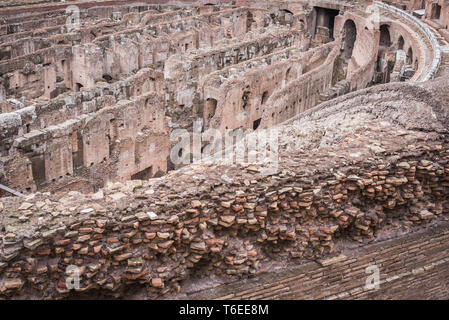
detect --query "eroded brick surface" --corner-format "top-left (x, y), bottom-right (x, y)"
top-left (0, 0), bottom-right (449, 300)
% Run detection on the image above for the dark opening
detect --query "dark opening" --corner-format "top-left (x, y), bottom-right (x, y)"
top-left (261, 91), bottom-right (269, 105)
top-left (75, 83), bottom-right (83, 92)
top-left (342, 19), bottom-right (357, 61)
top-left (167, 156), bottom-right (175, 172)
top-left (286, 67), bottom-right (293, 81)
top-left (72, 131), bottom-right (84, 171)
top-left (153, 170), bottom-right (165, 178)
top-left (253, 118), bottom-right (261, 130)
top-left (31, 155), bottom-right (46, 187)
top-left (407, 47), bottom-right (413, 65)
top-left (281, 9), bottom-right (294, 25)
top-left (247, 11), bottom-right (255, 32)
top-left (314, 7), bottom-right (340, 39)
top-left (102, 74), bottom-right (113, 83)
top-left (205, 98), bottom-right (217, 119)
top-left (0, 51), bottom-right (11, 61)
top-left (242, 89), bottom-right (250, 110)
top-left (379, 25), bottom-right (391, 47)
top-left (432, 4), bottom-right (441, 20)
top-left (398, 36), bottom-right (404, 50)
top-left (131, 166), bottom-right (153, 181)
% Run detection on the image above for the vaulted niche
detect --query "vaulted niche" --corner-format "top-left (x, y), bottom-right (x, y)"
top-left (379, 25), bottom-right (391, 48)
top-left (313, 7), bottom-right (340, 40)
top-left (342, 19), bottom-right (357, 61)
top-left (431, 4), bottom-right (441, 20)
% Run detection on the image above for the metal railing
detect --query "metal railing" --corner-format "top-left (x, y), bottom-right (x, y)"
top-left (0, 183), bottom-right (25, 197)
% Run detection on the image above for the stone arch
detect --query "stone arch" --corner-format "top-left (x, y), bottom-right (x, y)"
top-left (342, 19), bottom-right (357, 61)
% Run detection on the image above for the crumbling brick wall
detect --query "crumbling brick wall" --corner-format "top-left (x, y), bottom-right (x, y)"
top-left (187, 222), bottom-right (449, 300)
top-left (1, 75), bottom-right (449, 299)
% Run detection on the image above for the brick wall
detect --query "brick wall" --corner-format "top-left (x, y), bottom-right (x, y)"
top-left (187, 222), bottom-right (449, 300)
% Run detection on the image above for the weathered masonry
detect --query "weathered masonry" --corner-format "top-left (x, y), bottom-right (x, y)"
top-left (0, 0), bottom-right (449, 300)
top-left (0, 0), bottom-right (442, 195)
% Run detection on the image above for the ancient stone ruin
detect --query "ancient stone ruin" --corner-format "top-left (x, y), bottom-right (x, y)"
top-left (0, 0), bottom-right (449, 300)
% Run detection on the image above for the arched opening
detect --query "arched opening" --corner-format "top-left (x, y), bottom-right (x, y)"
top-left (204, 98), bottom-right (217, 120)
top-left (314, 7), bottom-right (340, 40)
top-left (75, 83), bottom-right (83, 92)
top-left (398, 36), bottom-right (404, 50)
top-left (282, 9), bottom-right (294, 15)
top-left (407, 47), bottom-right (413, 65)
top-left (281, 9), bottom-right (294, 25)
top-left (431, 4), bottom-right (441, 20)
top-left (379, 25), bottom-right (391, 48)
top-left (342, 19), bottom-right (357, 61)
top-left (102, 74), bottom-right (113, 83)
top-left (375, 25), bottom-right (393, 79)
